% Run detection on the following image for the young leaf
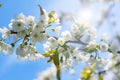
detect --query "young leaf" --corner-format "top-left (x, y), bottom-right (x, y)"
top-left (42, 49), bottom-right (57, 57)
top-left (81, 66), bottom-right (93, 80)
top-left (43, 51), bottom-right (51, 57)
top-left (48, 11), bottom-right (58, 24)
top-left (83, 48), bottom-right (97, 53)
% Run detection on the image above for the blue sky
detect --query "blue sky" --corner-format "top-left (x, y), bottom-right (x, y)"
top-left (0, 0), bottom-right (120, 80)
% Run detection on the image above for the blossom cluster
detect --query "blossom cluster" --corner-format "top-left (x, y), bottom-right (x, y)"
top-left (0, 4), bottom-right (120, 80)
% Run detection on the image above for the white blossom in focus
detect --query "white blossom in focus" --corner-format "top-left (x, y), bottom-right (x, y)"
top-left (16, 44), bottom-right (28, 57)
top-left (16, 44), bottom-right (44, 60)
top-left (33, 22), bottom-right (45, 32)
top-left (9, 19), bottom-right (25, 32)
top-left (43, 37), bottom-right (58, 51)
top-left (27, 53), bottom-right (44, 61)
top-left (40, 9), bottom-right (49, 26)
top-left (0, 27), bottom-right (11, 39)
top-left (27, 15), bottom-right (35, 26)
top-left (15, 13), bottom-right (27, 22)
top-left (0, 41), bottom-right (13, 54)
top-left (17, 30), bottom-right (28, 38)
top-left (31, 31), bottom-right (44, 44)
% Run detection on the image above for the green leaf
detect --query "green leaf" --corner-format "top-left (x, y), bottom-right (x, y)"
top-left (48, 11), bottom-right (55, 17)
top-left (42, 51), bottom-right (51, 57)
top-left (81, 66), bottom-right (93, 80)
top-left (83, 48), bottom-right (97, 53)
top-left (43, 49), bottom-right (57, 57)
top-left (91, 63), bottom-right (95, 69)
top-left (48, 11), bottom-right (58, 24)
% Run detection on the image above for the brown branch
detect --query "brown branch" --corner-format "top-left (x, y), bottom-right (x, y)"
top-left (10, 30), bottom-right (17, 34)
top-left (66, 40), bottom-right (88, 45)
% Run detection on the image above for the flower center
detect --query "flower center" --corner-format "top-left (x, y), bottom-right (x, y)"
top-left (33, 33), bottom-right (38, 38)
top-left (17, 23), bottom-right (21, 27)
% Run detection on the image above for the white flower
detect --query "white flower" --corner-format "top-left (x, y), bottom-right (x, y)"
top-left (15, 13), bottom-right (27, 22)
top-left (27, 53), bottom-right (44, 61)
top-left (61, 30), bottom-right (71, 41)
top-left (16, 44), bottom-right (27, 57)
top-left (61, 58), bottom-right (72, 70)
top-left (35, 53), bottom-right (45, 59)
top-left (17, 56), bottom-right (28, 60)
top-left (33, 22), bottom-right (45, 32)
top-left (57, 46), bottom-right (65, 53)
top-left (52, 26), bottom-right (62, 34)
top-left (5, 44), bottom-right (13, 54)
top-left (27, 15), bottom-right (35, 26)
top-left (9, 19), bottom-right (25, 32)
top-left (17, 30), bottom-right (27, 38)
top-left (0, 41), bottom-right (13, 54)
top-left (100, 43), bottom-right (109, 52)
top-left (16, 44), bottom-right (43, 61)
top-left (87, 41), bottom-right (98, 49)
top-left (30, 31), bottom-right (43, 44)
top-left (16, 44), bottom-right (35, 57)
top-left (26, 45), bottom-right (37, 54)
top-left (43, 37), bottom-right (58, 51)
top-left (48, 37), bottom-right (57, 46)
top-left (40, 9), bottom-right (48, 26)
top-left (58, 38), bottom-right (65, 46)
top-left (0, 27), bottom-right (11, 39)
top-left (70, 24), bottom-right (84, 39)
